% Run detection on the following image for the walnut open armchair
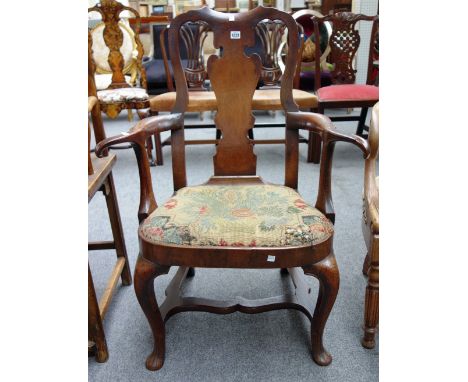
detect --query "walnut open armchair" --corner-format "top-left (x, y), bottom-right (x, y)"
top-left (95, 6), bottom-right (369, 371)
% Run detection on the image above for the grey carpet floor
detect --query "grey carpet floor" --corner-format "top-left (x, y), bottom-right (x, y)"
top-left (88, 109), bottom-right (378, 382)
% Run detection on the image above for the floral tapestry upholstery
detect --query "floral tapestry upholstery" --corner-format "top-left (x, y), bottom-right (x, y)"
top-left (97, 88), bottom-right (149, 103)
top-left (139, 184), bottom-right (334, 248)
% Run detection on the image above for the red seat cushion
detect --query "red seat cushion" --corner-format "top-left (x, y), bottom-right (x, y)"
top-left (317, 84), bottom-right (379, 102)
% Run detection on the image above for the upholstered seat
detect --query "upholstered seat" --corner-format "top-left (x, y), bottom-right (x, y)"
top-left (150, 89), bottom-right (318, 112)
top-left (97, 87), bottom-right (149, 104)
top-left (317, 84), bottom-right (379, 102)
top-left (140, 184), bottom-right (333, 247)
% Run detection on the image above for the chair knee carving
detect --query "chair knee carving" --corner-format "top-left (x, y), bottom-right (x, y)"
top-left (95, 6), bottom-right (369, 371)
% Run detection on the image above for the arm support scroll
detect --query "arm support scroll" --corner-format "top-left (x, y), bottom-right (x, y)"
top-left (286, 112), bottom-right (370, 222)
top-left (95, 113), bottom-right (184, 223)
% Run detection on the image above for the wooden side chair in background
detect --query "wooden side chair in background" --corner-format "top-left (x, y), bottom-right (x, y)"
top-left (309, 11), bottom-right (379, 163)
top-left (95, 6), bottom-right (368, 371)
top-left (88, 96), bottom-right (132, 362)
top-left (291, 9), bottom-right (333, 92)
top-left (361, 102), bottom-right (379, 349)
top-left (149, 11), bottom-right (319, 166)
top-left (89, 0), bottom-right (155, 162)
top-left (88, 0), bottom-right (149, 120)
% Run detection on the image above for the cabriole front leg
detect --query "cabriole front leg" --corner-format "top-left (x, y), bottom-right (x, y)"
top-left (303, 252), bottom-right (340, 366)
top-left (134, 255), bottom-right (170, 371)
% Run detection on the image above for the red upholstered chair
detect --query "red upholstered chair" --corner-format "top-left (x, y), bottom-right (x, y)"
top-left (309, 11), bottom-right (379, 163)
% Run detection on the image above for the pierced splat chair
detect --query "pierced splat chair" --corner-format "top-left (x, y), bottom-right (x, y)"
top-left (95, 6), bottom-right (368, 371)
top-left (309, 11), bottom-right (379, 163)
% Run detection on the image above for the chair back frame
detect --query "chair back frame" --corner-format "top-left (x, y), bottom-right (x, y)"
top-left (88, 0), bottom-right (147, 90)
top-left (312, 11), bottom-right (379, 89)
top-left (168, 6), bottom-right (299, 177)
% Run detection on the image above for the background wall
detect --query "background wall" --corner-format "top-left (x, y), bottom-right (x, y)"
top-left (353, 0), bottom-right (378, 84)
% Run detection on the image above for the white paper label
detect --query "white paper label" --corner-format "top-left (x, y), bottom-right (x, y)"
top-left (230, 31), bottom-right (241, 39)
top-left (267, 255), bottom-right (276, 262)
top-left (229, 15), bottom-right (235, 21)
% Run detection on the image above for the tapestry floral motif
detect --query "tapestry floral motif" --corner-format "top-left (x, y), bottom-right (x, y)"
top-left (139, 184), bottom-right (334, 247)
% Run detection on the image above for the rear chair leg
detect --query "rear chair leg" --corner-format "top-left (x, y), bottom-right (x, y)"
top-left (88, 264), bottom-right (108, 362)
top-left (356, 107), bottom-right (369, 136)
top-left (104, 174), bottom-right (132, 285)
top-left (308, 107), bottom-right (322, 164)
top-left (186, 267), bottom-right (195, 278)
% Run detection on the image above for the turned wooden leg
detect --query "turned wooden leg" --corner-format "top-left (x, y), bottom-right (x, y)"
top-left (362, 235), bottom-right (379, 349)
top-left (88, 264), bottom-right (108, 362)
top-left (134, 255), bottom-right (170, 371)
top-left (303, 253), bottom-right (340, 366)
top-left (104, 174), bottom-right (132, 286)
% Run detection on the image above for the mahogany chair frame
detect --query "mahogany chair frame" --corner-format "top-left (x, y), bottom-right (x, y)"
top-left (361, 102), bottom-right (379, 348)
top-left (309, 11), bottom-right (379, 163)
top-left (88, 96), bottom-right (132, 362)
top-left (95, 6), bottom-right (369, 371)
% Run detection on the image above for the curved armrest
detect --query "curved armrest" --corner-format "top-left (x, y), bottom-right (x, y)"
top-left (286, 111), bottom-right (370, 222)
top-left (95, 113), bottom-right (183, 156)
top-left (95, 113), bottom-right (184, 222)
top-left (287, 112), bottom-right (369, 158)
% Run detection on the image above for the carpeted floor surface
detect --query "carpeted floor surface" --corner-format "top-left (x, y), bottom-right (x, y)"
top-left (88, 109), bottom-right (378, 382)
